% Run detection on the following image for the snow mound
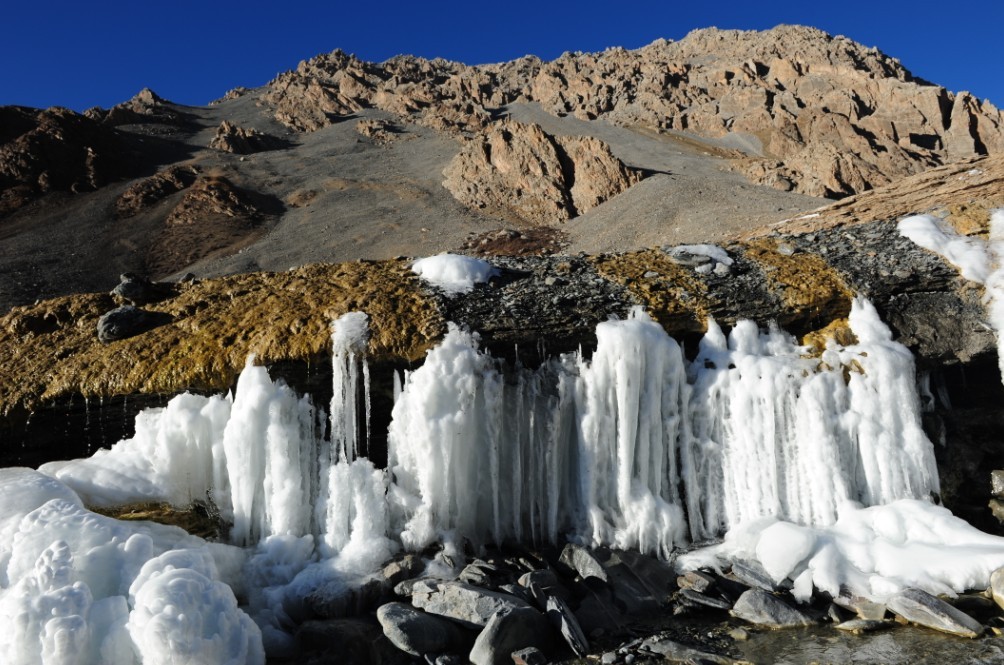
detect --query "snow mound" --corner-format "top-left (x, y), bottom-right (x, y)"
top-left (411, 253), bottom-right (498, 293)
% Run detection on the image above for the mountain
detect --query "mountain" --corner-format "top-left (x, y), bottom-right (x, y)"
top-left (2, 25), bottom-right (1001, 314)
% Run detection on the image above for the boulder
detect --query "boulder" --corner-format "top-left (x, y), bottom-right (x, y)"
top-left (835, 619), bottom-right (893, 634)
top-left (209, 120), bottom-right (285, 154)
top-left (887, 588), bottom-right (984, 638)
top-left (990, 567), bottom-right (1004, 611)
top-left (96, 306), bottom-right (171, 343)
top-left (376, 602), bottom-right (471, 657)
top-left (382, 554), bottom-right (424, 587)
top-left (410, 581), bottom-right (533, 629)
top-left (110, 273), bottom-right (176, 306)
top-left (638, 635), bottom-right (736, 664)
top-left (730, 589), bottom-right (814, 629)
top-left (468, 607), bottom-right (554, 665)
top-left (545, 595), bottom-right (589, 657)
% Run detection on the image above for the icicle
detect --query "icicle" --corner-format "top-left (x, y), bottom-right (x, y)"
top-left (330, 312), bottom-right (371, 463)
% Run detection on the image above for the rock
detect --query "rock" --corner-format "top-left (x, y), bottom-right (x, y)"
top-left (442, 119), bottom-right (640, 224)
top-left (459, 560), bottom-right (505, 589)
top-left (382, 554), bottom-right (424, 587)
top-left (209, 120), bottom-right (284, 154)
top-left (469, 607), bottom-right (554, 665)
top-left (558, 543), bottom-right (608, 582)
top-left (678, 588), bottom-right (731, 611)
top-left (637, 635), bottom-right (735, 664)
top-left (114, 165), bottom-right (200, 219)
top-left (410, 581), bottom-right (533, 629)
top-left (96, 306), bottom-right (171, 343)
top-left (376, 602), bottom-right (471, 657)
top-left (295, 618), bottom-right (409, 665)
top-left (730, 589), bottom-right (814, 629)
top-left (832, 595), bottom-right (887, 621)
top-left (730, 560), bottom-right (792, 593)
top-left (518, 569), bottom-right (572, 608)
top-left (677, 570), bottom-right (715, 593)
top-left (992, 470), bottom-right (1004, 498)
top-left (306, 577), bottom-right (389, 619)
top-left (110, 273), bottom-right (176, 306)
top-left (887, 588), bottom-right (984, 638)
top-left (356, 119), bottom-right (399, 143)
top-left (835, 619), bottom-right (893, 634)
top-left (545, 595), bottom-right (589, 657)
top-left (990, 567), bottom-right (1004, 611)
top-left (511, 647), bottom-right (547, 665)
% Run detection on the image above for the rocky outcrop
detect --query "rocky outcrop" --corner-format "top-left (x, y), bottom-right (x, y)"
top-left (0, 106), bottom-right (131, 216)
top-left (257, 26), bottom-right (1004, 198)
top-left (114, 164), bottom-right (200, 219)
top-left (89, 88), bottom-right (189, 127)
top-left (442, 120), bottom-right (641, 224)
top-left (208, 121), bottom-right (284, 154)
top-left (146, 175), bottom-right (283, 276)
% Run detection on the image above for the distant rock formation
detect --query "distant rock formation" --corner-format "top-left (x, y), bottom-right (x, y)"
top-left (86, 88), bottom-right (190, 127)
top-left (114, 165), bottom-right (201, 219)
top-left (442, 120), bottom-right (641, 224)
top-left (0, 106), bottom-right (130, 216)
top-left (257, 26), bottom-right (1004, 198)
top-left (209, 121), bottom-right (284, 154)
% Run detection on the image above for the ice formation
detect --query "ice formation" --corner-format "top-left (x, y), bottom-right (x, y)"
top-left (411, 253), bottom-right (498, 293)
top-left (5, 295), bottom-right (993, 662)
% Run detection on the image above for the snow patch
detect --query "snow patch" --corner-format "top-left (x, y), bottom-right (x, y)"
top-left (411, 253), bottom-right (498, 293)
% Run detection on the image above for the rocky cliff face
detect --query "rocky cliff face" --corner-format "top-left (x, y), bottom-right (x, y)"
top-left (255, 26), bottom-right (1003, 198)
top-left (442, 120), bottom-right (641, 223)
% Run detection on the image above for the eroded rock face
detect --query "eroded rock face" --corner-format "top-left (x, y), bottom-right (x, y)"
top-left (257, 26), bottom-right (1004, 198)
top-left (442, 120), bottom-right (640, 224)
top-left (209, 121), bottom-right (284, 154)
top-left (114, 164), bottom-right (201, 219)
top-left (0, 106), bottom-right (130, 216)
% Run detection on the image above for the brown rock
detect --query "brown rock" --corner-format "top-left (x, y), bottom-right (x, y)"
top-left (114, 165), bottom-right (200, 219)
top-left (208, 121), bottom-right (284, 154)
top-left (442, 120), bottom-right (640, 224)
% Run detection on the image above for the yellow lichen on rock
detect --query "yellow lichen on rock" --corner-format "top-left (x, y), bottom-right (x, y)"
top-left (742, 238), bottom-right (853, 328)
top-left (801, 317), bottom-right (857, 357)
top-left (0, 260), bottom-right (444, 415)
top-left (592, 249), bottom-right (710, 332)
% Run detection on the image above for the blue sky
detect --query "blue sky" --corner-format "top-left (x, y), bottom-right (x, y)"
top-left (4, 1), bottom-right (1002, 112)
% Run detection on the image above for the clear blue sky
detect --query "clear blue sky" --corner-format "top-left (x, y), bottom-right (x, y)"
top-left (4, 1), bottom-right (1002, 112)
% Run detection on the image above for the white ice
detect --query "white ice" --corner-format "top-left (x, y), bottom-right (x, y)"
top-left (670, 244), bottom-right (734, 266)
top-left (411, 253), bottom-right (498, 293)
top-left (0, 468), bottom-right (262, 665)
top-left (678, 499), bottom-right (1004, 603)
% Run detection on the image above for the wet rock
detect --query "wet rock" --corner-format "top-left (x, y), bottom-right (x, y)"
top-left (545, 595), bottom-right (589, 657)
top-left (376, 602), bottom-right (471, 657)
top-left (637, 634), bottom-right (735, 664)
top-left (835, 619), bottom-right (893, 634)
top-left (990, 567), bottom-right (1004, 611)
top-left (559, 544), bottom-right (608, 582)
top-left (469, 606), bottom-right (554, 665)
top-left (887, 588), bottom-right (984, 638)
top-left (96, 305), bottom-right (172, 343)
top-left (833, 595), bottom-right (887, 621)
top-left (410, 581), bottom-right (532, 629)
top-left (678, 588), bottom-right (731, 611)
top-left (730, 589), bottom-right (814, 629)
top-left (511, 646), bottom-right (547, 665)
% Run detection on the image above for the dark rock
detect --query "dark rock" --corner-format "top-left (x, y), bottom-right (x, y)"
top-left (558, 544), bottom-right (607, 582)
top-left (637, 634), bottom-right (735, 664)
top-left (887, 588), bottom-right (984, 637)
top-left (729, 560), bottom-right (792, 593)
top-left (460, 560), bottom-right (505, 589)
top-left (730, 589), bottom-right (814, 629)
top-left (835, 619), bottom-right (893, 634)
top-left (574, 586), bottom-right (624, 636)
top-left (678, 588), bottom-right (732, 611)
top-left (376, 601), bottom-right (472, 657)
top-left (992, 470), bottom-right (1004, 498)
top-left (469, 606), bottom-right (555, 665)
top-left (518, 569), bottom-right (573, 608)
top-left (545, 595), bottom-right (589, 657)
top-left (410, 581), bottom-right (532, 629)
top-left (295, 618), bottom-right (410, 665)
top-left (306, 577), bottom-right (389, 619)
top-left (96, 306), bottom-right (172, 343)
top-left (110, 273), bottom-right (176, 306)
top-left (511, 646), bottom-right (548, 665)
